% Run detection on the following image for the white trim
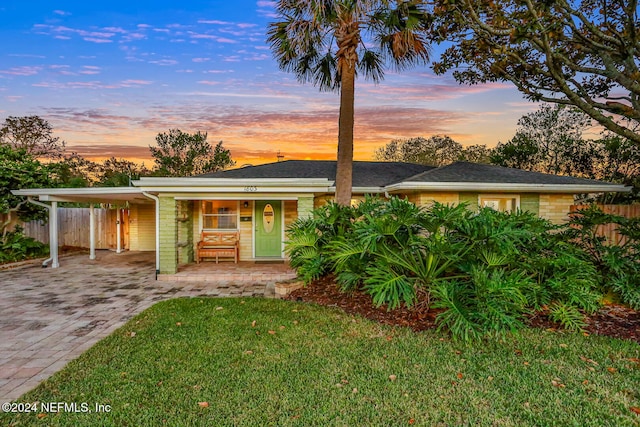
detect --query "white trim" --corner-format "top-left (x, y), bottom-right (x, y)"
top-left (385, 182), bottom-right (630, 193)
top-left (13, 187), bottom-right (143, 196)
top-left (251, 200), bottom-right (256, 260)
top-left (134, 177), bottom-right (332, 186)
top-left (174, 194), bottom-right (305, 200)
top-left (138, 186), bottom-right (330, 194)
top-left (141, 192), bottom-right (160, 274)
top-left (281, 200), bottom-right (285, 258)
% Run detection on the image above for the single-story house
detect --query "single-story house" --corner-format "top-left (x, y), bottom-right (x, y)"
top-left (12, 160), bottom-right (628, 276)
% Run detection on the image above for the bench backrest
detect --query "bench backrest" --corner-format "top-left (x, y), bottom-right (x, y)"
top-left (200, 231), bottom-right (239, 246)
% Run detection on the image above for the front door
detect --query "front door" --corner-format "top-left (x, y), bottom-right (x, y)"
top-left (255, 200), bottom-right (282, 258)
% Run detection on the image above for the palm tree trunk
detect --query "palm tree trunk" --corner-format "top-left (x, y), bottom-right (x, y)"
top-left (335, 64), bottom-right (355, 206)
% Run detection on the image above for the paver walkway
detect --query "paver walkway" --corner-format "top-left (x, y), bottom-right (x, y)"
top-left (0, 251), bottom-right (276, 402)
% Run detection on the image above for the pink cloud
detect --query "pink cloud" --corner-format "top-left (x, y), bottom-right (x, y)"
top-left (0, 66), bottom-right (41, 76)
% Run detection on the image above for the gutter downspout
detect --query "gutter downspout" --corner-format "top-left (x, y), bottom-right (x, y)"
top-left (142, 192), bottom-right (160, 279)
top-left (26, 197), bottom-right (59, 268)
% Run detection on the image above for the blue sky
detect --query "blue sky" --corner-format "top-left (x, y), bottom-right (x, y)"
top-left (0, 0), bottom-right (536, 165)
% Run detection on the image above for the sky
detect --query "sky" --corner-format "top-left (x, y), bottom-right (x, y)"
top-left (0, 0), bottom-right (539, 167)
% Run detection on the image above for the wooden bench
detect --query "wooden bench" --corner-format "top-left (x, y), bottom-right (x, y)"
top-left (196, 231), bottom-right (239, 264)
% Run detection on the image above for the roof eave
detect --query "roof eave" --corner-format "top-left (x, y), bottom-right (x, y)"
top-left (385, 182), bottom-right (631, 193)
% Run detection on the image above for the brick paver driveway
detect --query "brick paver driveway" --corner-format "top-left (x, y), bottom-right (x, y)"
top-left (0, 251), bottom-right (268, 402)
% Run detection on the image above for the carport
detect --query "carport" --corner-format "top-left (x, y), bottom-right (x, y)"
top-left (11, 187), bottom-right (158, 270)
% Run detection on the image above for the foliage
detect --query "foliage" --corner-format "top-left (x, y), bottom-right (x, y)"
top-left (375, 135), bottom-right (492, 166)
top-left (431, 0), bottom-right (640, 145)
top-left (0, 115), bottom-right (65, 159)
top-left (0, 145), bottom-right (56, 234)
top-left (149, 129), bottom-right (234, 177)
top-left (4, 298), bottom-right (640, 426)
top-left (491, 104), bottom-right (594, 176)
top-left (491, 104), bottom-right (640, 203)
top-left (565, 205), bottom-right (640, 309)
top-left (96, 157), bottom-right (152, 186)
top-left (287, 197), bottom-right (617, 340)
top-left (267, 0), bottom-right (431, 205)
top-left (285, 201), bottom-right (358, 283)
top-left (0, 226), bottom-right (48, 263)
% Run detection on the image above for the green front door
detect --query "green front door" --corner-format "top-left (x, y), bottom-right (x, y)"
top-left (255, 200), bottom-right (282, 258)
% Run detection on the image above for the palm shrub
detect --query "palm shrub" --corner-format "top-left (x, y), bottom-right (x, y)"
top-left (287, 197), bottom-right (607, 340)
top-left (285, 201), bottom-right (357, 283)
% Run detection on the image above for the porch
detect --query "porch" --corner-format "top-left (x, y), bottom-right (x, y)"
top-left (157, 260), bottom-right (297, 284)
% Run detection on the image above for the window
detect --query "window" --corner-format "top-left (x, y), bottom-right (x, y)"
top-left (202, 201), bottom-right (238, 230)
top-left (479, 195), bottom-right (519, 212)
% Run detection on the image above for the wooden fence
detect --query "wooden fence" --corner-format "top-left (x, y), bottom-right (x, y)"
top-left (5, 208), bottom-right (128, 249)
top-left (570, 204), bottom-right (640, 246)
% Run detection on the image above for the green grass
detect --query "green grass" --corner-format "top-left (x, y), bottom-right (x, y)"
top-left (2, 298), bottom-right (640, 426)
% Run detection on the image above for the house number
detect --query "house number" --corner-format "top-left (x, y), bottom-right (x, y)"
top-left (244, 186), bottom-right (258, 192)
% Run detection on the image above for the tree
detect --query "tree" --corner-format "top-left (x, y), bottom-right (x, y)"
top-left (0, 116), bottom-right (65, 159)
top-left (95, 157), bottom-right (151, 187)
top-left (491, 104), bottom-right (594, 176)
top-left (268, 0), bottom-right (431, 205)
top-left (149, 129), bottom-right (235, 177)
top-left (431, 0), bottom-right (640, 145)
top-left (0, 145), bottom-right (55, 236)
top-left (375, 135), bottom-right (492, 165)
top-left (49, 152), bottom-right (97, 188)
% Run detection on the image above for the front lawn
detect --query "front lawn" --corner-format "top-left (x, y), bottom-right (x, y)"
top-left (2, 298), bottom-right (639, 426)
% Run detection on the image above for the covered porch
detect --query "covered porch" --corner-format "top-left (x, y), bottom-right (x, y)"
top-left (158, 260), bottom-right (297, 284)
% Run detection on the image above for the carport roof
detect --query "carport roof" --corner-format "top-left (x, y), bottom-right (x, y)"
top-left (11, 187), bottom-right (153, 204)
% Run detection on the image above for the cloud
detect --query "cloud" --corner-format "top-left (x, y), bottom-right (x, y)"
top-left (0, 66), bottom-right (41, 76)
top-left (198, 20), bottom-right (232, 25)
top-left (197, 80), bottom-right (221, 86)
top-left (5, 96), bottom-right (23, 102)
top-left (363, 81), bottom-right (511, 101)
top-left (53, 10), bottom-right (72, 16)
top-left (32, 79), bottom-right (152, 90)
top-left (148, 59), bottom-right (178, 66)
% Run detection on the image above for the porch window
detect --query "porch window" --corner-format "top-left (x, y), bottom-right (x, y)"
top-left (202, 201), bottom-right (238, 230)
top-left (479, 195), bottom-right (519, 212)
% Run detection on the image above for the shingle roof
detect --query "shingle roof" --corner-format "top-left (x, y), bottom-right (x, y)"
top-left (199, 160), bottom-right (435, 187)
top-left (404, 162), bottom-right (621, 187)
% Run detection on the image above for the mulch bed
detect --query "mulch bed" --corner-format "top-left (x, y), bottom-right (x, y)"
top-left (287, 276), bottom-right (640, 345)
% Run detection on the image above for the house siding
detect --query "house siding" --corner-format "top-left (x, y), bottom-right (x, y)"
top-left (158, 196), bottom-right (177, 274)
top-left (239, 201), bottom-right (253, 260)
top-left (539, 194), bottom-right (574, 224)
top-left (298, 196), bottom-right (314, 219)
top-left (176, 200), bottom-right (193, 265)
top-left (409, 192), bottom-right (460, 207)
top-left (129, 204), bottom-right (155, 251)
top-left (520, 194), bottom-right (539, 215)
top-left (458, 192), bottom-right (479, 211)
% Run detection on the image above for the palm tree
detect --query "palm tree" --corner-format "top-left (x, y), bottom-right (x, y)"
top-left (267, 0), bottom-right (431, 205)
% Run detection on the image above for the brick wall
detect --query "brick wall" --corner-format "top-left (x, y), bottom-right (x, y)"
top-left (158, 196), bottom-right (177, 274)
top-left (539, 194), bottom-right (575, 224)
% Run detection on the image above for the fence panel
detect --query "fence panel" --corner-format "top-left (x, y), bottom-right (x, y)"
top-left (15, 207), bottom-right (124, 249)
top-left (570, 204), bottom-right (640, 246)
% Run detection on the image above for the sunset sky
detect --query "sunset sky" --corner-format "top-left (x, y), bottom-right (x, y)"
top-left (0, 0), bottom-right (539, 167)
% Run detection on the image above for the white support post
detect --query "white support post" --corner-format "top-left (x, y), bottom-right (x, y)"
top-left (89, 204), bottom-right (96, 260)
top-left (50, 201), bottom-right (59, 268)
top-left (116, 208), bottom-right (122, 254)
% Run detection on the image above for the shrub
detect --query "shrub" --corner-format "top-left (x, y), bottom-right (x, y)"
top-left (565, 205), bottom-right (640, 309)
top-left (287, 197), bottom-right (607, 340)
top-left (0, 226), bottom-right (48, 263)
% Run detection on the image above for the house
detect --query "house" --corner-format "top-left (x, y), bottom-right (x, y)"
top-left (12, 160), bottom-right (628, 276)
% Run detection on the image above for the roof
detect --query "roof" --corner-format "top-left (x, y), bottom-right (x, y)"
top-left (198, 160), bottom-right (435, 188)
top-left (404, 162), bottom-right (620, 186)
